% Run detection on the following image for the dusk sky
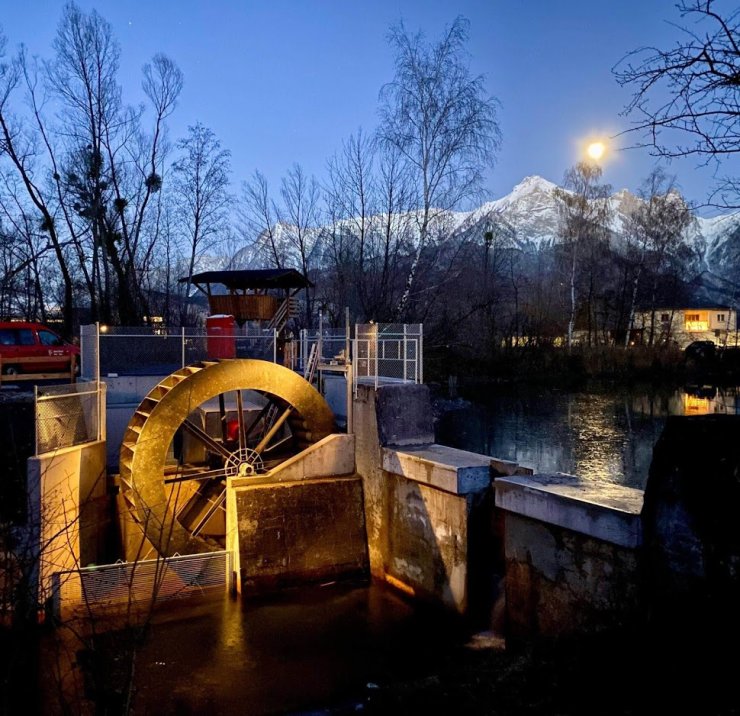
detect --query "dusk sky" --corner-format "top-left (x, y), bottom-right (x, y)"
top-left (3, 1), bottom-right (739, 216)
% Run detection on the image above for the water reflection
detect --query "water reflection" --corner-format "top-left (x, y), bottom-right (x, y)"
top-left (435, 385), bottom-right (740, 490)
top-left (131, 580), bottom-right (465, 715)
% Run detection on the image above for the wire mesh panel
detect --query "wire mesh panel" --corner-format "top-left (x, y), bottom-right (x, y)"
top-left (79, 323), bottom-right (98, 380)
top-left (35, 382), bottom-right (103, 455)
top-left (98, 326), bottom-right (184, 376)
top-left (353, 323), bottom-right (423, 390)
top-left (51, 550), bottom-right (232, 619)
top-left (89, 326), bottom-right (278, 375)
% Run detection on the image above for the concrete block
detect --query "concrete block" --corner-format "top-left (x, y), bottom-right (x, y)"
top-left (385, 474), bottom-right (470, 612)
top-left (504, 513), bottom-right (641, 638)
top-left (375, 384), bottom-right (434, 446)
top-left (495, 473), bottom-right (643, 548)
top-left (233, 475), bottom-right (368, 594)
top-left (382, 444), bottom-right (494, 495)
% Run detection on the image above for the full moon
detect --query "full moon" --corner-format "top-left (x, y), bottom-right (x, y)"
top-left (587, 142), bottom-right (606, 160)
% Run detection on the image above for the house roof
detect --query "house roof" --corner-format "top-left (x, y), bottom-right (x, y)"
top-left (180, 268), bottom-right (313, 290)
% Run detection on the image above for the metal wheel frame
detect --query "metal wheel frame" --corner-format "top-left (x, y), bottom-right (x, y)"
top-left (119, 359), bottom-right (336, 556)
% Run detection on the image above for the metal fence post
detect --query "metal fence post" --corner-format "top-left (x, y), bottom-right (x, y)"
top-left (95, 321), bottom-right (101, 382)
top-left (318, 310), bottom-right (324, 364)
top-left (419, 324), bottom-right (423, 384)
top-left (34, 384), bottom-right (39, 456)
top-left (345, 307), bottom-right (351, 363)
top-left (403, 324), bottom-right (407, 382)
top-left (181, 327), bottom-right (186, 368)
top-left (273, 328), bottom-right (277, 364)
top-left (374, 327), bottom-right (379, 390)
top-left (346, 360), bottom-right (354, 433)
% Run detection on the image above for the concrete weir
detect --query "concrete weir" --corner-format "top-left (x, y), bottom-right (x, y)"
top-left (226, 433), bottom-right (369, 595)
top-left (225, 379), bottom-right (650, 637)
top-left (353, 381), bottom-right (647, 637)
top-left (37, 368), bottom-right (735, 640)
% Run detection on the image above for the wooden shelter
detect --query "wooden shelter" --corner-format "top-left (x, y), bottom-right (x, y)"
top-left (180, 268), bottom-right (312, 329)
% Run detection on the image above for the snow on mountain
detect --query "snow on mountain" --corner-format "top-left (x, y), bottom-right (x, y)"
top-left (454, 175), bottom-right (563, 248)
top-left (448, 176), bottom-right (740, 273)
top-left (216, 174), bottom-right (740, 284)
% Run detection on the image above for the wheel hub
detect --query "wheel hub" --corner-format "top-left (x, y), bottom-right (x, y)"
top-left (225, 448), bottom-right (264, 477)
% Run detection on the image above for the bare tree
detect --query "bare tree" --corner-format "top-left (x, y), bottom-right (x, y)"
top-left (377, 15), bottom-right (501, 318)
top-left (325, 130), bottom-right (375, 317)
top-left (0, 4), bottom-right (183, 328)
top-left (624, 167), bottom-right (695, 346)
top-left (171, 122), bottom-right (232, 325)
top-left (614, 1), bottom-right (740, 206)
top-left (279, 163), bottom-right (322, 327)
top-left (555, 162), bottom-right (612, 348)
top-left (239, 170), bottom-right (289, 269)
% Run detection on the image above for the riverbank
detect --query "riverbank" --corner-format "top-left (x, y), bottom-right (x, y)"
top-left (426, 343), bottom-right (739, 389)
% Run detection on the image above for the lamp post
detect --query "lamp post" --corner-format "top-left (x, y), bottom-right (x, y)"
top-left (484, 221), bottom-right (494, 292)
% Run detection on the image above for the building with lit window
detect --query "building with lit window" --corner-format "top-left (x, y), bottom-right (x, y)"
top-left (632, 306), bottom-right (738, 348)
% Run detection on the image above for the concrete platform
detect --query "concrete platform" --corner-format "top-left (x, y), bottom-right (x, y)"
top-left (495, 473), bottom-right (643, 548)
top-left (382, 444), bottom-right (495, 495)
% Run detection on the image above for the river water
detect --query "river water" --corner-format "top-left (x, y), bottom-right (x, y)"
top-left (434, 382), bottom-right (740, 490)
top-left (128, 580), bottom-right (467, 715)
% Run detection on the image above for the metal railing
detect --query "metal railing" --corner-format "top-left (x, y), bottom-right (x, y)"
top-left (35, 381), bottom-right (105, 456)
top-left (50, 550), bottom-right (233, 620)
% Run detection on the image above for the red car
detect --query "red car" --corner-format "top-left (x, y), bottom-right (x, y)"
top-left (0, 322), bottom-right (80, 375)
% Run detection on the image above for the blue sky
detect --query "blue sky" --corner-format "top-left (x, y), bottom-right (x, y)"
top-left (2, 1), bottom-right (738, 215)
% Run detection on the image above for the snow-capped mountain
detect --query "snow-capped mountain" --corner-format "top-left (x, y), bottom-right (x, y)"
top-left (208, 174), bottom-right (740, 296)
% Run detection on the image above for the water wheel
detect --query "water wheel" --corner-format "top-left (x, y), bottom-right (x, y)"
top-left (118, 359), bottom-right (336, 556)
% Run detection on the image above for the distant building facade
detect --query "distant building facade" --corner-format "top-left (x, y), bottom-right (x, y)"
top-left (632, 307), bottom-right (738, 349)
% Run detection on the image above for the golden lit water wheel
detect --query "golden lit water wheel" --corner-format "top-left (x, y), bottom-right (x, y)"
top-left (118, 359), bottom-right (336, 556)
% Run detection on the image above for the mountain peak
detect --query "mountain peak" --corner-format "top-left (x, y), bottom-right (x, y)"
top-left (510, 175), bottom-right (558, 196)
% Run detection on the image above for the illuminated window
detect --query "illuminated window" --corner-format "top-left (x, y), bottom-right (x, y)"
top-left (685, 312), bottom-right (708, 331)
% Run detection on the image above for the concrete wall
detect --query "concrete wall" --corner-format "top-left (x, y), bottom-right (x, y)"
top-left (25, 440), bottom-right (108, 602)
top-left (496, 474), bottom-right (644, 638)
top-left (354, 383), bottom-right (503, 617)
top-left (230, 476), bottom-right (368, 595)
top-left (354, 380), bottom-right (648, 636)
top-left (226, 432), bottom-right (366, 595)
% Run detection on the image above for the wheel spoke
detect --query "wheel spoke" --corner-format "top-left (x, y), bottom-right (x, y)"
top-left (181, 418), bottom-right (232, 460)
top-left (190, 488), bottom-right (227, 538)
top-left (236, 390), bottom-right (247, 452)
top-left (243, 400), bottom-right (272, 442)
top-left (254, 405), bottom-right (293, 455)
top-left (164, 466), bottom-right (229, 484)
top-left (261, 434), bottom-right (292, 454)
top-left (218, 393), bottom-right (228, 444)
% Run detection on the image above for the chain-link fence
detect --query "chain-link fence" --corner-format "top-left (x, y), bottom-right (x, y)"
top-left (81, 324), bottom-right (277, 379)
top-left (78, 321), bottom-right (422, 390)
top-left (35, 381), bottom-right (105, 456)
top-left (354, 323), bottom-right (423, 391)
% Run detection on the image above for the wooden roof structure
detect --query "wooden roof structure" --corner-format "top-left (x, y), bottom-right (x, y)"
top-left (181, 269), bottom-right (313, 295)
top-left (180, 269), bottom-right (311, 327)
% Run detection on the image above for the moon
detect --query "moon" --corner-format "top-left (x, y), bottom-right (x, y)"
top-left (587, 142), bottom-right (606, 161)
